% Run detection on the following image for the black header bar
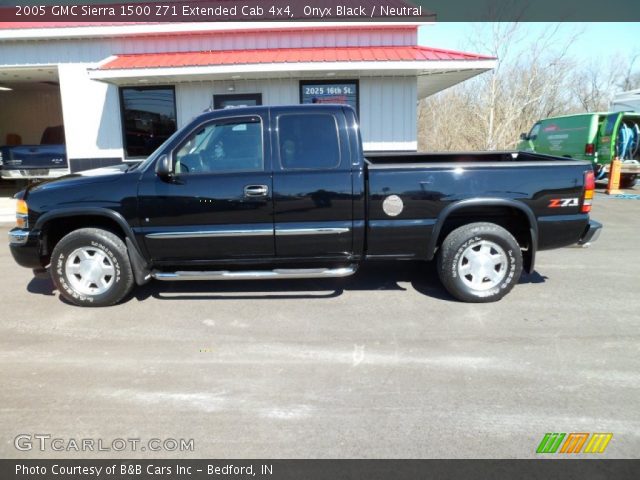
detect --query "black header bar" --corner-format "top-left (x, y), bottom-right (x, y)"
top-left (0, 0), bottom-right (639, 22)
top-left (1, 459), bottom-right (640, 480)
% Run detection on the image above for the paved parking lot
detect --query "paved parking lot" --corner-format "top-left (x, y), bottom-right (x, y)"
top-left (0, 192), bottom-right (639, 459)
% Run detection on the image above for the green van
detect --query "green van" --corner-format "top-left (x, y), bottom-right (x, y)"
top-left (518, 112), bottom-right (640, 188)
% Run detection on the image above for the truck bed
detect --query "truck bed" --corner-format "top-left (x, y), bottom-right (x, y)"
top-left (365, 150), bottom-right (581, 166)
top-left (364, 150), bottom-right (594, 261)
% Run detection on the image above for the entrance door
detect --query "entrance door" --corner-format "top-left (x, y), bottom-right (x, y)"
top-left (214, 93), bottom-right (262, 110)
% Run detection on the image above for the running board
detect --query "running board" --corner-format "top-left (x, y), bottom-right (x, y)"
top-left (152, 266), bottom-right (357, 281)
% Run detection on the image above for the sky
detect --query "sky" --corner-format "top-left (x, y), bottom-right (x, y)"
top-left (418, 22), bottom-right (640, 62)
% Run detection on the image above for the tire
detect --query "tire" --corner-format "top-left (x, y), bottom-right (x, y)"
top-left (50, 228), bottom-right (134, 307)
top-left (437, 222), bottom-right (523, 303)
top-left (620, 174), bottom-right (637, 189)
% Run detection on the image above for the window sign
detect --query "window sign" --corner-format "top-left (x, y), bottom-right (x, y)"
top-left (300, 80), bottom-right (359, 113)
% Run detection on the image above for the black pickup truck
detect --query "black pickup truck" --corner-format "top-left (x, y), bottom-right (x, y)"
top-left (9, 105), bottom-right (601, 307)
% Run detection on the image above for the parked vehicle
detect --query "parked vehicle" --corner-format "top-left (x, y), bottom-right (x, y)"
top-left (611, 88), bottom-right (640, 113)
top-left (518, 112), bottom-right (640, 188)
top-left (0, 126), bottom-right (68, 180)
top-left (9, 105), bottom-right (601, 307)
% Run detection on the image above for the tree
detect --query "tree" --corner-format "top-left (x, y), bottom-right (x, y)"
top-left (571, 54), bottom-right (640, 112)
top-left (417, 23), bottom-right (638, 151)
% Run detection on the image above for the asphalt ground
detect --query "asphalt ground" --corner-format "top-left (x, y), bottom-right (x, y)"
top-left (0, 191), bottom-right (638, 459)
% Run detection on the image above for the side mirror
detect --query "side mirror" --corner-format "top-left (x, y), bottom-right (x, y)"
top-left (155, 154), bottom-right (172, 177)
top-left (519, 133), bottom-right (528, 140)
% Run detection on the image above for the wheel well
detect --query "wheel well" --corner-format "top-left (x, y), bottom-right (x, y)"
top-left (436, 206), bottom-right (532, 252)
top-left (41, 215), bottom-right (127, 259)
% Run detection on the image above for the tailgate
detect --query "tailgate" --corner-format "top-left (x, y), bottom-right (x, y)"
top-left (1, 145), bottom-right (67, 169)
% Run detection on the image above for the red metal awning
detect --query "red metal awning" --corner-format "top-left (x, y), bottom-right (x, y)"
top-left (98, 46), bottom-right (494, 70)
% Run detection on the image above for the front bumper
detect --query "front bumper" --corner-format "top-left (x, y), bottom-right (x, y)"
top-left (577, 220), bottom-right (602, 246)
top-left (8, 228), bottom-right (44, 268)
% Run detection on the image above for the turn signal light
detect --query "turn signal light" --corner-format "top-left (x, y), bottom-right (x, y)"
top-left (16, 199), bottom-right (28, 228)
top-left (582, 171), bottom-right (595, 213)
top-left (16, 199), bottom-right (28, 215)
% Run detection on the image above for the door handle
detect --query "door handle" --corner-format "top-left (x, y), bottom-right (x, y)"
top-left (244, 185), bottom-right (269, 197)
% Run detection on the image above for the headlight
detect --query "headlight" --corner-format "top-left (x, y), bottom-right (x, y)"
top-left (16, 199), bottom-right (28, 229)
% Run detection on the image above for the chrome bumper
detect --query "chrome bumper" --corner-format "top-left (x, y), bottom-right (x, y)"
top-left (578, 220), bottom-right (602, 246)
top-left (8, 228), bottom-right (29, 245)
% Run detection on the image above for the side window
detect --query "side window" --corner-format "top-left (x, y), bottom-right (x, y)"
top-left (528, 123), bottom-right (541, 140)
top-left (278, 113), bottom-right (340, 169)
top-left (604, 114), bottom-right (618, 136)
top-left (174, 118), bottom-right (263, 174)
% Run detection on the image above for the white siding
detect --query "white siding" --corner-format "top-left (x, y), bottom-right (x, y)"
top-left (0, 28), bottom-right (416, 67)
top-left (176, 76), bottom-right (417, 151)
top-left (58, 64), bottom-right (123, 159)
top-left (359, 77), bottom-right (417, 151)
top-left (0, 87), bottom-right (63, 144)
top-left (55, 72), bottom-right (417, 163)
top-left (175, 79), bottom-right (299, 127)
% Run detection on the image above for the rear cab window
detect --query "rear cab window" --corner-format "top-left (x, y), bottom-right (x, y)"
top-left (277, 113), bottom-right (341, 170)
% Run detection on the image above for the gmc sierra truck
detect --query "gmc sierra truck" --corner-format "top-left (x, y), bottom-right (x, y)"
top-left (9, 105), bottom-right (602, 307)
top-left (0, 126), bottom-right (68, 180)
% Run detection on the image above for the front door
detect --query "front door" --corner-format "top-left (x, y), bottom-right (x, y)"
top-left (138, 113), bottom-right (274, 264)
top-left (271, 107), bottom-right (354, 260)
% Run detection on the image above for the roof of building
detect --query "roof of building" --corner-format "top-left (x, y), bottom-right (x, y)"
top-left (98, 45), bottom-right (494, 70)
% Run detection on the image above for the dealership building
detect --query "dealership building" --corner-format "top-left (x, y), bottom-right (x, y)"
top-left (0, 22), bottom-right (495, 172)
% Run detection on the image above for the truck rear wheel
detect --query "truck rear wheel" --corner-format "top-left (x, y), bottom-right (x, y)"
top-left (620, 174), bottom-right (637, 189)
top-left (50, 228), bottom-right (134, 307)
top-left (437, 222), bottom-right (523, 303)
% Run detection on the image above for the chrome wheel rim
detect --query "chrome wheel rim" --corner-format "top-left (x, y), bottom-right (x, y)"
top-left (458, 240), bottom-right (508, 291)
top-left (65, 247), bottom-right (115, 296)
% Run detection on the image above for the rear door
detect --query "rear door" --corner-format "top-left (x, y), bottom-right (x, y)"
top-left (597, 113), bottom-right (623, 164)
top-left (271, 108), bottom-right (354, 260)
top-left (138, 113), bottom-right (274, 263)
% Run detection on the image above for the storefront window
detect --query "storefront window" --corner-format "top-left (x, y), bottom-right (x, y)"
top-left (119, 86), bottom-right (177, 158)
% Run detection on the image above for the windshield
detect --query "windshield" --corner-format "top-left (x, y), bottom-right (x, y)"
top-left (131, 127), bottom-right (186, 172)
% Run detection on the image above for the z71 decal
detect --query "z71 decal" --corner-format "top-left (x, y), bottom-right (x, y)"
top-left (548, 198), bottom-right (579, 208)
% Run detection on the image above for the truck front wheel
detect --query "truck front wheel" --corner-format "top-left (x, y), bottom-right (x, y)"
top-left (50, 228), bottom-right (134, 307)
top-left (437, 222), bottom-right (523, 302)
